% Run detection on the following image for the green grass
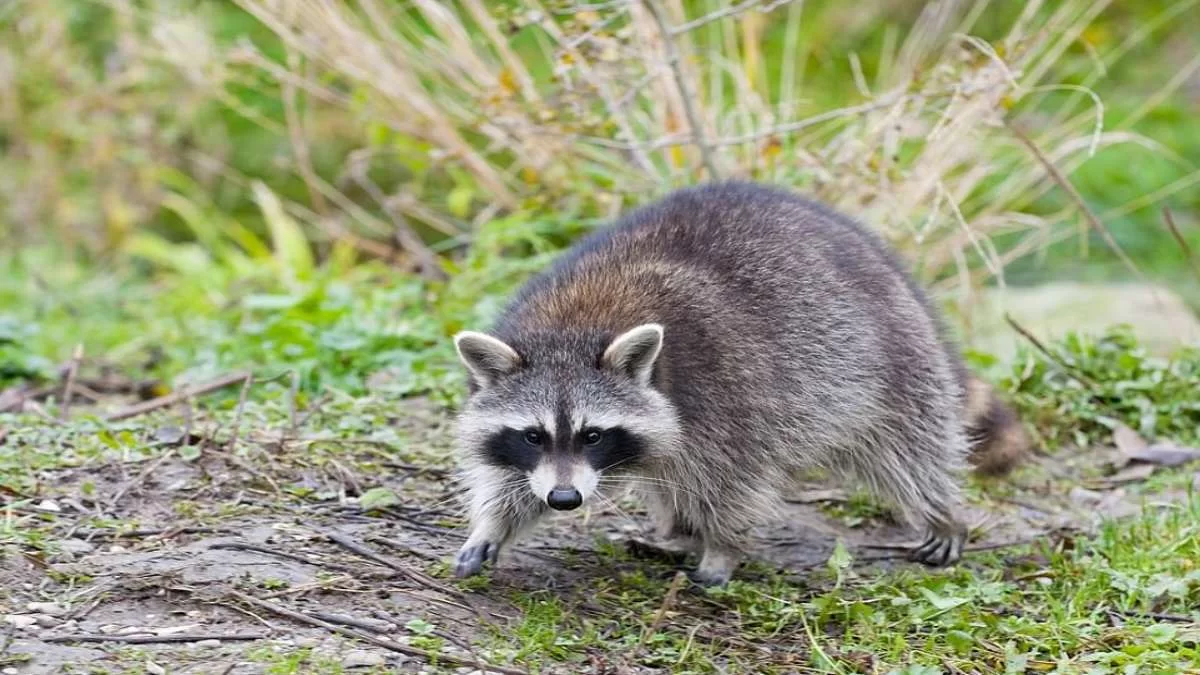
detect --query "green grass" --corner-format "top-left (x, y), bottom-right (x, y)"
top-left (990, 326), bottom-right (1200, 450)
top-left (4, 250), bottom-right (1200, 673)
top-left (484, 498), bottom-right (1200, 674)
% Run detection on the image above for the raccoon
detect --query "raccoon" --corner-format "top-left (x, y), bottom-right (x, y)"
top-left (449, 181), bottom-right (1029, 586)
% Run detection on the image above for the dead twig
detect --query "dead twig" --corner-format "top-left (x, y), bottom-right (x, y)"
top-left (368, 535), bottom-right (443, 562)
top-left (859, 533), bottom-right (1046, 554)
top-left (208, 541), bottom-right (363, 575)
top-left (322, 530), bottom-right (462, 598)
top-left (381, 461), bottom-right (452, 479)
top-left (1162, 207), bottom-right (1200, 284)
top-left (1007, 121), bottom-right (1147, 285)
top-left (227, 373), bottom-right (255, 451)
top-left (638, 570), bottom-right (687, 648)
top-left (43, 633), bottom-right (268, 645)
top-left (261, 574), bottom-right (356, 599)
top-left (59, 344), bottom-right (84, 421)
top-left (293, 391), bottom-right (332, 430)
top-left (309, 611), bottom-right (393, 633)
top-left (670, 0), bottom-right (793, 34)
top-left (107, 449), bottom-right (177, 513)
top-left (77, 526), bottom-right (230, 540)
top-left (228, 591), bottom-right (527, 675)
top-left (1004, 313), bottom-right (1102, 389)
top-left (641, 0), bottom-right (720, 180)
top-left (1114, 608), bottom-right (1197, 624)
top-left (287, 370), bottom-right (300, 434)
top-left (105, 371), bottom-right (251, 422)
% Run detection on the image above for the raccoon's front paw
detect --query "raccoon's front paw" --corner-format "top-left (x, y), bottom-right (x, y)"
top-left (453, 541), bottom-right (497, 577)
top-left (686, 568), bottom-right (731, 587)
top-left (908, 527), bottom-right (965, 567)
top-left (688, 547), bottom-right (739, 587)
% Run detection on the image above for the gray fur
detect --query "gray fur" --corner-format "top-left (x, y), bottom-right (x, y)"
top-left (451, 181), bottom-right (980, 585)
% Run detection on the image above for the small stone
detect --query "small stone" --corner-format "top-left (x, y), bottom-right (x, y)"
top-left (5, 667), bottom-right (19, 674)
top-left (60, 539), bottom-right (95, 555)
top-left (194, 639), bottom-right (221, 649)
top-left (3, 615), bottom-right (37, 630)
top-left (293, 636), bottom-right (321, 649)
top-left (343, 650), bottom-right (386, 668)
top-left (145, 662), bottom-right (166, 675)
top-left (37, 499), bottom-right (61, 513)
top-left (26, 601), bottom-right (68, 617)
top-left (32, 614), bottom-right (61, 628)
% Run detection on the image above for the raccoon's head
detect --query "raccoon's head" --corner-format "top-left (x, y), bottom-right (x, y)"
top-left (452, 323), bottom-right (679, 512)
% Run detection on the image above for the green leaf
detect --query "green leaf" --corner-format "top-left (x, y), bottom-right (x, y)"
top-left (405, 618), bottom-right (435, 635)
top-left (919, 587), bottom-right (969, 612)
top-left (252, 181), bottom-right (314, 284)
top-left (359, 486), bottom-right (399, 510)
top-left (1147, 623), bottom-right (1177, 645)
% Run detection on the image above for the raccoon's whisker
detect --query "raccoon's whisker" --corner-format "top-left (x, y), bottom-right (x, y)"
top-left (605, 476), bottom-right (724, 524)
top-left (598, 475), bottom-right (705, 500)
top-left (591, 492), bottom-right (642, 529)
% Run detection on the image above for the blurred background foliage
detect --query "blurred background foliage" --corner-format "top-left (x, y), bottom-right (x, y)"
top-left (1, 0), bottom-right (1198, 399)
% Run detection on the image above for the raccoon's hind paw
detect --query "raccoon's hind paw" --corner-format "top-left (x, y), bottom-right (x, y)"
top-left (907, 528), bottom-right (965, 567)
top-left (453, 541), bottom-right (497, 577)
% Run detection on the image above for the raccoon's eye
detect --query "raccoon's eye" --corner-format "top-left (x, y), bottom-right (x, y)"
top-left (523, 430), bottom-right (544, 446)
top-left (582, 429), bottom-right (603, 446)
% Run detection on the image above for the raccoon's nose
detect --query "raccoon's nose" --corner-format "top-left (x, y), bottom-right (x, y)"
top-left (546, 487), bottom-right (583, 511)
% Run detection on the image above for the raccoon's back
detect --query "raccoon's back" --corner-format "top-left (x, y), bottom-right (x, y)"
top-left (493, 184), bottom-right (961, 437)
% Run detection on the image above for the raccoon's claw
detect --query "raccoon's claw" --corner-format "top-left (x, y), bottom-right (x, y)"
top-left (453, 541), bottom-right (497, 577)
top-left (908, 529), bottom-right (964, 567)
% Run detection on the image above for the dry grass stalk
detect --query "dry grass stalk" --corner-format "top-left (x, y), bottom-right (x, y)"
top-left (6, 0), bottom-right (1197, 296)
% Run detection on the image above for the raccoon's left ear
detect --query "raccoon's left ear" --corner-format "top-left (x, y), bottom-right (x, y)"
top-left (454, 331), bottom-right (521, 388)
top-left (602, 323), bottom-right (664, 387)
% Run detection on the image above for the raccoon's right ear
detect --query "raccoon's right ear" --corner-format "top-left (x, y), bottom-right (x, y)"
top-left (454, 331), bottom-right (521, 388)
top-left (601, 323), bottom-right (664, 387)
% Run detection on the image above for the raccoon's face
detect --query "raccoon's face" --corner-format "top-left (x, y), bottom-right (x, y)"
top-left (452, 323), bottom-right (679, 511)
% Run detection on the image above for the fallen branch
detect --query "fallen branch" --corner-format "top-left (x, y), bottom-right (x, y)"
top-left (43, 633), bottom-right (268, 645)
top-left (228, 591), bottom-right (527, 675)
top-left (105, 372), bottom-right (251, 422)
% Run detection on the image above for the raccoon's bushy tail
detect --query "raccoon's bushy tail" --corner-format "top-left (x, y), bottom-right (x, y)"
top-left (963, 376), bottom-right (1031, 476)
